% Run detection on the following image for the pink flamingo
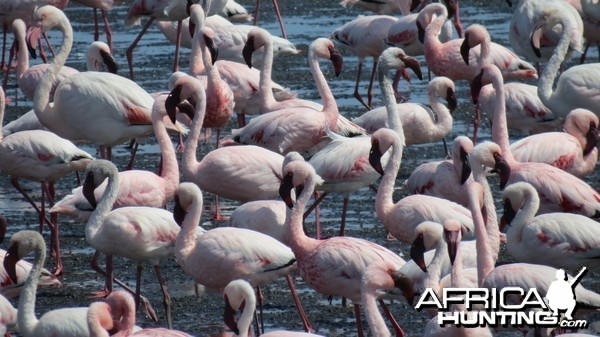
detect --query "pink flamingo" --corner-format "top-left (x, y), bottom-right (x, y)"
top-left (168, 75), bottom-right (284, 219)
top-left (229, 200), bottom-right (288, 244)
top-left (578, 0), bottom-right (600, 63)
top-left (156, 15), bottom-right (233, 49)
top-left (386, 13), bottom-right (453, 57)
top-left (222, 279), bottom-right (324, 337)
top-left (369, 129), bottom-right (474, 243)
top-left (88, 290), bottom-right (192, 337)
top-left (418, 3), bottom-right (537, 81)
top-left (0, 290), bottom-right (16, 336)
top-left (3, 230), bottom-right (90, 337)
top-left (174, 182), bottom-right (312, 333)
top-left (279, 157), bottom-right (408, 337)
top-left (533, 6), bottom-right (600, 117)
top-left (50, 94), bottom-right (182, 221)
top-left (502, 182), bottom-right (600, 271)
top-left (230, 37), bottom-right (344, 156)
top-left (29, 5), bottom-right (184, 165)
top-left (71, 0), bottom-right (115, 48)
top-left (509, 108), bottom-right (598, 178)
top-left (404, 136), bottom-right (473, 206)
top-left (471, 63), bottom-right (600, 217)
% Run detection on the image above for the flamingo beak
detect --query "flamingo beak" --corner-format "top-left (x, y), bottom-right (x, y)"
top-left (223, 295), bottom-right (240, 335)
top-left (583, 122), bottom-right (598, 156)
top-left (177, 100), bottom-right (196, 121)
top-left (242, 36), bottom-right (255, 68)
top-left (417, 21), bottom-right (425, 44)
top-left (410, 234), bottom-right (427, 273)
top-left (391, 270), bottom-right (415, 306)
top-left (500, 199), bottom-right (516, 232)
top-left (329, 47), bottom-right (344, 77)
top-left (401, 55), bottom-right (423, 81)
top-left (459, 147), bottom-right (471, 185)
top-left (470, 69), bottom-right (484, 105)
top-left (530, 23), bottom-right (544, 58)
top-left (189, 21), bottom-right (196, 38)
top-left (492, 152), bottom-right (511, 189)
top-left (166, 85), bottom-right (183, 125)
top-left (203, 34), bottom-right (219, 65)
top-left (173, 195), bottom-right (186, 226)
top-left (3, 243), bottom-right (20, 284)
top-left (26, 25), bottom-right (42, 59)
top-left (279, 173), bottom-right (295, 209)
top-left (460, 34), bottom-right (471, 65)
top-left (446, 87), bottom-right (457, 112)
top-left (369, 140), bottom-right (384, 176)
top-left (100, 49), bottom-right (119, 74)
top-left (444, 229), bottom-right (459, 265)
top-left (82, 171), bottom-right (98, 209)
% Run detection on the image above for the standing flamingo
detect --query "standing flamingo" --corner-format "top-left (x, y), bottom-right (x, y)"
top-left (386, 13), bottom-right (453, 57)
top-left (87, 290), bottom-right (192, 337)
top-left (83, 159), bottom-right (180, 328)
top-left (174, 182), bottom-right (312, 332)
top-left (3, 230), bottom-right (90, 337)
top-left (229, 200), bottom-right (288, 244)
top-left (279, 156), bottom-right (408, 337)
top-left (404, 136), bottom-right (473, 206)
top-left (417, 3), bottom-right (537, 81)
top-left (222, 279), bottom-right (324, 337)
top-left (471, 64), bottom-right (600, 217)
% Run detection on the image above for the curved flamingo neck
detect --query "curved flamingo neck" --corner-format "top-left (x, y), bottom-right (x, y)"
top-left (424, 238), bottom-right (445, 293)
top-left (362, 285), bottom-right (391, 337)
top-left (13, 21), bottom-right (29, 80)
top-left (287, 172), bottom-right (318, 256)
top-left (375, 138), bottom-right (403, 225)
top-left (539, 18), bottom-right (572, 109)
top-left (427, 87), bottom-right (452, 140)
top-left (450, 241), bottom-right (465, 312)
top-left (308, 49), bottom-right (338, 126)
top-left (189, 10), bottom-right (206, 76)
top-left (508, 187), bottom-right (539, 245)
top-left (151, 99), bottom-right (179, 190)
top-left (424, 7), bottom-right (447, 54)
top-left (183, 84), bottom-right (207, 181)
top-left (175, 191), bottom-right (204, 282)
top-left (258, 34), bottom-right (277, 111)
top-left (18, 237), bottom-right (45, 337)
top-left (235, 287), bottom-right (257, 337)
top-left (86, 170), bottom-right (120, 242)
top-left (467, 182), bottom-right (494, 287)
top-left (489, 70), bottom-right (515, 163)
top-left (471, 162), bottom-right (500, 265)
top-left (378, 65), bottom-right (402, 134)
top-left (87, 304), bottom-right (111, 337)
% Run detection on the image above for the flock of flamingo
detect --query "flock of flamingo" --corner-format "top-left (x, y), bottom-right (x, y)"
top-left (0, 0), bottom-right (599, 336)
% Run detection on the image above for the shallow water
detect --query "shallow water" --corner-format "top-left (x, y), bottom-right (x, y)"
top-left (1, 0), bottom-right (600, 336)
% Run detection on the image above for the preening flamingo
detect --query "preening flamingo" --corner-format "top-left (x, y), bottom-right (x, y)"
top-left (533, 6), bottom-right (600, 117)
top-left (222, 279), bottom-right (325, 337)
top-left (502, 182), bottom-right (600, 271)
top-left (50, 94), bottom-right (182, 221)
top-left (417, 3), bottom-right (537, 81)
top-left (471, 64), bottom-right (600, 217)
top-left (230, 37), bottom-right (345, 156)
top-left (279, 155), bottom-right (408, 337)
top-left (88, 290), bottom-right (192, 337)
top-left (83, 159), bottom-right (180, 328)
top-left (3, 230), bottom-right (90, 337)
top-left (167, 74), bottom-right (284, 219)
top-left (229, 200), bottom-right (288, 244)
top-left (404, 136), bottom-right (473, 206)
top-left (173, 182), bottom-right (312, 332)
top-left (509, 108), bottom-right (598, 178)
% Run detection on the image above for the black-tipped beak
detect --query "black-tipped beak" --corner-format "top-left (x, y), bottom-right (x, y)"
top-left (203, 34), bottom-right (219, 65)
top-left (444, 230), bottom-right (459, 265)
top-left (82, 171), bottom-right (98, 209)
top-left (530, 24), bottom-right (544, 58)
top-left (470, 69), bottom-right (484, 105)
top-left (492, 153), bottom-right (511, 189)
top-left (391, 270), bottom-right (415, 305)
top-left (410, 234), bottom-right (427, 273)
top-left (500, 199), bottom-right (516, 232)
top-left (189, 20), bottom-right (196, 38)
top-left (242, 36), bottom-right (255, 68)
top-left (446, 87), bottom-right (457, 112)
top-left (584, 122), bottom-right (598, 156)
top-left (369, 141), bottom-right (384, 176)
top-left (4, 243), bottom-right (20, 284)
top-left (279, 173), bottom-right (295, 209)
top-left (100, 49), bottom-right (119, 74)
top-left (460, 35), bottom-right (471, 65)
top-left (459, 147), bottom-right (471, 185)
top-left (166, 85), bottom-right (183, 125)
top-left (173, 195), bottom-right (186, 226)
top-left (177, 100), bottom-right (196, 121)
top-left (223, 295), bottom-right (240, 335)
top-left (26, 26), bottom-right (41, 59)
top-left (417, 21), bottom-right (426, 44)
top-left (401, 55), bottom-right (422, 81)
top-left (329, 48), bottom-right (344, 77)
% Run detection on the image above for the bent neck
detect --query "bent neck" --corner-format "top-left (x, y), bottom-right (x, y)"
top-left (539, 19), bottom-right (571, 109)
top-left (259, 37), bottom-right (277, 111)
top-left (152, 101), bottom-right (179, 188)
top-left (308, 51), bottom-right (338, 127)
top-left (287, 174), bottom-right (318, 256)
top-left (176, 193), bottom-right (203, 265)
top-left (86, 171), bottom-right (120, 242)
top-left (183, 87), bottom-right (207, 180)
top-left (508, 188), bottom-right (539, 244)
top-left (428, 88), bottom-right (452, 140)
top-left (489, 73), bottom-right (515, 163)
top-left (236, 289), bottom-right (257, 337)
top-left (362, 285), bottom-right (391, 337)
top-left (375, 140), bottom-right (403, 226)
top-left (14, 23), bottom-right (29, 79)
top-left (19, 239), bottom-right (45, 336)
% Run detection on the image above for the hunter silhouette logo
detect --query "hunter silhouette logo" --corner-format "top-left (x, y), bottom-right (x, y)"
top-left (545, 267), bottom-right (587, 320)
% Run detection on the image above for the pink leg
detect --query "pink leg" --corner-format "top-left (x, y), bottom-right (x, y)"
top-left (2, 40), bottom-right (15, 90)
top-left (93, 8), bottom-right (100, 42)
top-left (10, 178), bottom-right (53, 229)
top-left (379, 299), bottom-right (404, 337)
top-left (366, 58), bottom-right (378, 108)
top-left (353, 61), bottom-right (370, 110)
top-left (338, 195), bottom-right (349, 237)
top-left (304, 191), bottom-right (327, 239)
top-left (102, 10), bottom-right (112, 50)
top-left (253, 0), bottom-right (262, 27)
top-left (154, 266), bottom-right (173, 329)
top-left (126, 17), bottom-right (155, 80)
top-left (256, 286), bottom-right (265, 334)
top-left (472, 103), bottom-right (480, 144)
top-left (215, 128), bottom-right (221, 149)
top-left (173, 20), bottom-right (182, 73)
top-left (271, 0), bottom-right (286, 38)
top-left (90, 251), bottom-right (113, 298)
top-left (237, 113), bottom-right (246, 127)
top-left (314, 191), bottom-right (320, 240)
top-left (354, 304), bottom-right (365, 337)
top-left (212, 194), bottom-right (225, 220)
top-left (126, 142), bottom-right (139, 170)
top-left (46, 182), bottom-right (63, 276)
top-left (42, 33), bottom-right (55, 60)
top-left (285, 275), bottom-right (313, 332)
top-left (303, 191), bottom-right (328, 220)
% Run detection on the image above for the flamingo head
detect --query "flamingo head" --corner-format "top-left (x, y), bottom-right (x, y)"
top-left (443, 220), bottom-right (462, 265)
top-left (173, 183), bottom-right (202, 227)
top-left (530, 8), bottom-right (563, 58)
top-left (202, 27), bottom-right (219, 65)
top-left (243, 28), bottom-right (270, 69)
top-left (4, 230), bottom-right (45, 284)
top-left (584, 121), bottom-right (598, 156)
top-left (82, 160), bottom-right (119, 209)
top-left (310, 38), bottom-right (343, 77)
top-left (88, 41), bottom-right (118, 74)
top-left (500, 182), bottom-right (532, 231)
top-left (242, 36), bottom-right (256, 68)
top-left (27, 5), bottom-right (68, 59)
top-left (492, 152), bottom-right (511, 189)
top-left (166, 76), bottom-right (204, 124)
top-left (279, 160), bottom-right (322, 209)
top-left (369, 129), bottom-right (398, 176)
top-left (410, 233), bottom-right (428, 273)
top-left (452, 136), bottom-right (472, 185)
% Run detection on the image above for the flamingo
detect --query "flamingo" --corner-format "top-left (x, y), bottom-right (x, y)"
top-left (230, 37), bottom-right (345, 156)
top-left (156, 15), bottom-right (233, 49)
top-left (471, 64), bottom-right (600, 217)
top-left (50, 94), bottom-right (182, 221)
top-left (509, 108), bottom-right (598, 178)
top-left (0, 290), bottom-right (16, 336)
top-left (404, 136), bottom-right (473, 206)
top-left (532, 6), bottom-right (600, 118)
top-left (306, 47), bottom-right (421, 236)
top-left (417, 3), bottom-right (537, 81)
top-left (3, 230), bottom-right (90, 337)
top-left (369, 129), bottom-right (475, 243)
top-left (279, 156), bottom-right (408, 337)
top-left (82, 159), bottom-right (180, 328)
top-left (87, 290), bottom-right (192, 337)
top-left (167, 74), bottom-right (284, 219)
top-left (386, 13), bottom-right (453, 57)
top-left (578, 0), bottom-right (600, 63)
top-left (220, 0), bottom-right (253, 23)
top-left (28, 5), bottom-right (184, 165)
top-left (71, 0), bottom-right (115, 48)
top-left (222, 279), bottom-right (325, 337)
top-left (353, 76), bottom-right (456, 149)
top-left (501, 182), bottom-right (600, 271)
top-left (173, 182), bottom-right (312, 333)
top-left (229, 200), bottom-right (288, 244)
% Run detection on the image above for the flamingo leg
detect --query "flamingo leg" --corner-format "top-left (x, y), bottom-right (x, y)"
top-left (2, 40), bottom-right (16, 91)
top-left (126, 142), bottom-right (139, 170)
top-left (135, 265), bottom-right (143, 311)
top-left (253, 301), bottom-right (261, 337)
top-left (442, 137), bottom-right (450, 159)
top-left (580, 41), bottom-right (591, 64)
top-left (237, 113), bottom-right (246, 127)
top-left (303, 191), bottom-right (328, 220)
top-left (1, 24), bottom-right (7, 71)
top-left (271, 0), bottom-right (287, 38)
top-left (472, 103), bottom-right (480, 144)
top-left (101, 10), bottom-right (112, 50)
top-left (285, 275), bottom-right (313, 332)
top-left (314, 191), bottom-right (320, 240)
top-left (338, 195), bottom-right (349, 236)
top-left (253, 0), bottom-right (262, 27)
top-left (378, 299), bottom-right (404, 337)
top-left (215, 128), bottom-right (221, 149)
top-left (353, 61), bottom-right (371, 110)
top-left (255, 286), bottom-right (265, 334)
top-left (10, 178), bottom-right (53, 229)
top-left (90, 252), bottom-right (114, 298)
top-left (154, 265), bottom-right (173, 329)
top-left (212, 194), bottom-right (225, 220)
top-left (173, 20), bottom-right (182, 73)
top-left (45, 182), bottom-right (63, 276)
top-left (126, 17), bottom-right (155, 80)
top-left (42, 33), bottom-right (55, 60)
top-left (93, 8), bottom-right (100, 42)
top-left (366, 58), bottom-right (379, 109)
top-left (354, 304), bottom-right (365, 337)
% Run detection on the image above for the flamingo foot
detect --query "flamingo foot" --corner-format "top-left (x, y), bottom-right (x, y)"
top-left (89, 288), bottom-right (112, 299)
top-left (52, 261), bottom-right (63, 276)
top-left (386, 232), bottom-right (397, 241)
top-left (140, 296), bottom-right (159, 322)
